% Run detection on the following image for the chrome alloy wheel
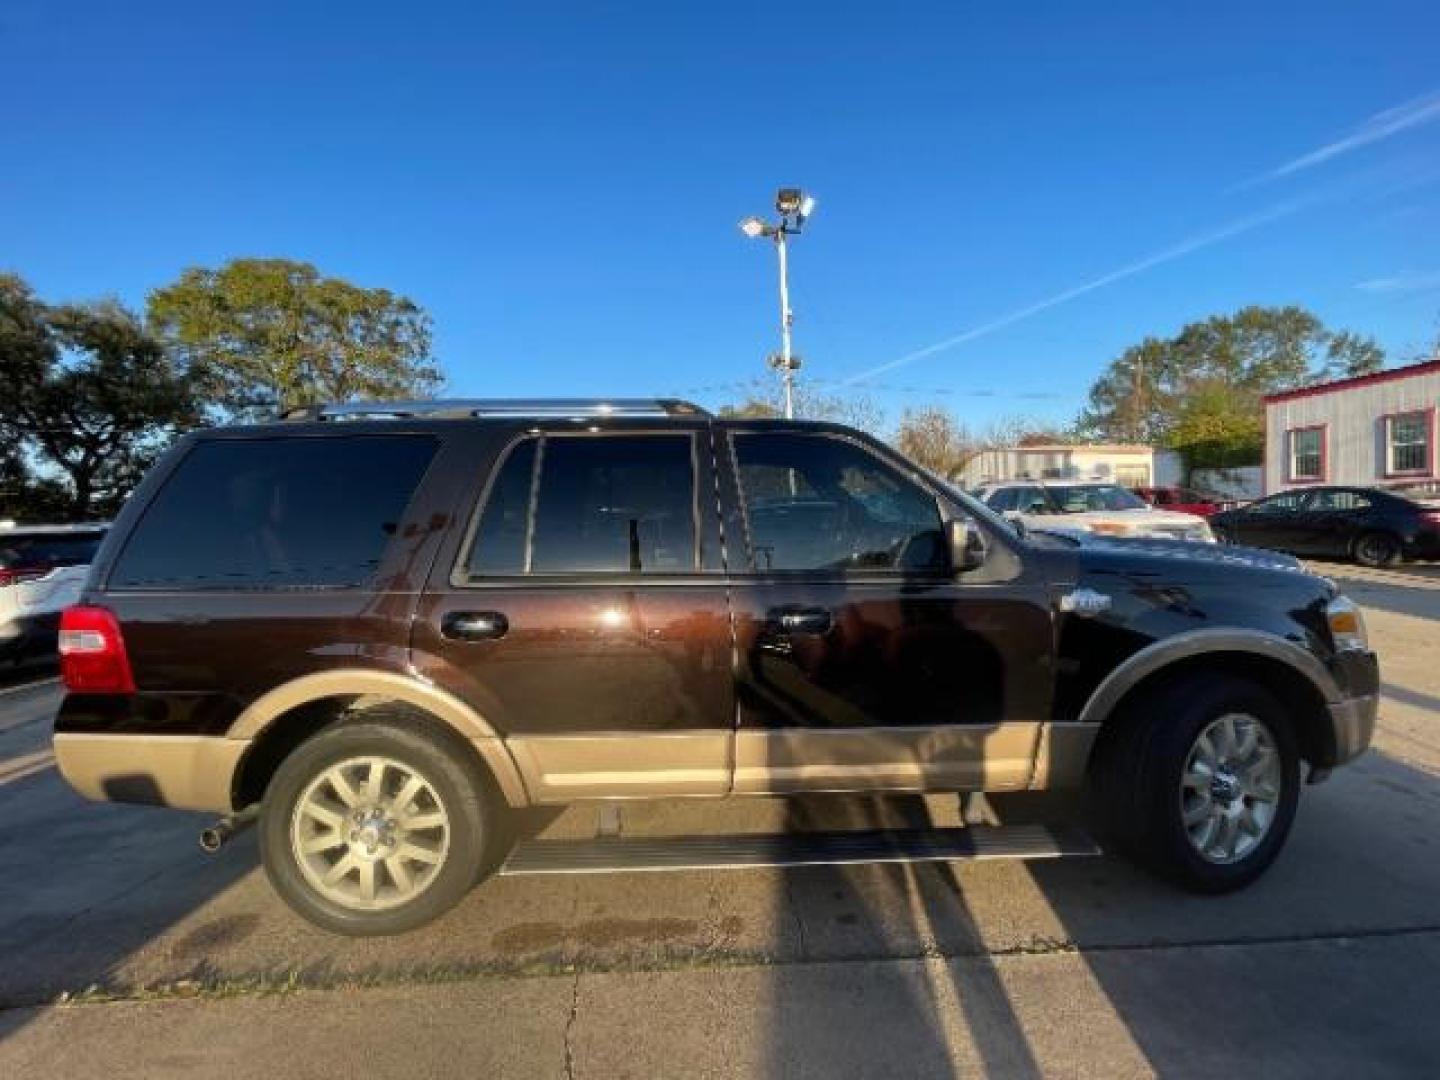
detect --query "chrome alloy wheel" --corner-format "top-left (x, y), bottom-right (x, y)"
top-left (290, 756), bottom-right (451, 911)
top-left (1179, 713), bottom-right (1282, 865)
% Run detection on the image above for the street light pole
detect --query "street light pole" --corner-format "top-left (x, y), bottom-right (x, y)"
top-left (775, 227), bottom-right (794, 419)
top-left (740, 188), bottom-right (815, 421)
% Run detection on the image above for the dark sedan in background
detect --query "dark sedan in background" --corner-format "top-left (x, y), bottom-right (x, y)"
top-left (1210, 486), bottom-right (1440, 566)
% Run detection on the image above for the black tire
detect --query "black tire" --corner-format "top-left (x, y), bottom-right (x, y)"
top-left (260, 715), bottom-right (494, 936)
top-left (1212, 525), bottom-right (1234, 545)
top-left (1353, 531), bottom-right (1401, 568)
top-left (1090, 673), bottom-right (1300, 893)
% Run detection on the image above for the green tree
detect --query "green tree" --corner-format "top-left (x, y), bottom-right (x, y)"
top-left (148, 258), bottom-right (441, 419)
top-left (1079, 305), bottom-right (1385, 446)
top-left (1, 274), bottom-right (198, 519)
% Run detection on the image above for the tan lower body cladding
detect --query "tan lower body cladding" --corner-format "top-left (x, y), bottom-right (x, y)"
top-left (53, 733), bottom-right (249, 811)
top-left (53, 724), bottom-right (1100, 811)
top-left (505, 723), bottom-right (1099, 804)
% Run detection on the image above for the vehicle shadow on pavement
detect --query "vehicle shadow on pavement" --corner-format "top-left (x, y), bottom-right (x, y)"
top-left (0, 761), bottom-right (259, 1045)
top-left (767, 794), bottom-right (1046, 1077)
top-left (1009, 746), bottom-right (1440, 1075)
top-left (1309, 563), bottom-right (1440, 622)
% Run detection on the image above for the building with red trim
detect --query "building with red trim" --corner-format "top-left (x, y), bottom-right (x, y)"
top-left (1263, 358), bottom-right (1440, 494)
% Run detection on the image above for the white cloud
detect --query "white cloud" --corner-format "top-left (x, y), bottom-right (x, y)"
top-left (1237, 88), bottom-right (1440, 189)
top-left (840, 202), bottom-right (1300, 385)
top-left (1354, 271), bottom-right (1440, 294)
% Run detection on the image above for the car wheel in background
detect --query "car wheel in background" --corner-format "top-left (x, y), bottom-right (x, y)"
top-left (1353, 531), bottom-right (1401, 568)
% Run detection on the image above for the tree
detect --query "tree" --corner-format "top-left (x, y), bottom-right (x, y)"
top-left (717, 379), bottom-right (886, 434)
top-left (1078, 305), bottom-right (1386, 448)
top-left (1, 278), bottom-right (200, 520)
top-left (2, 275), bottom-right (199, 519)
top-left (148, 258), bottom-right (441, 419)
top-left (894, 407), bottom-right (976, 475)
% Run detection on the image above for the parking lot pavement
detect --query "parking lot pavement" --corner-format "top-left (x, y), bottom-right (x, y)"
top-left (1, 565), bottom-right (1437, 1076)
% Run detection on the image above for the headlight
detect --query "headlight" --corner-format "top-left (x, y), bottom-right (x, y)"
top-left (1088, 522), bottom-right (1131, 536)
top-left (1326, 595), bottom-right (1369, 652)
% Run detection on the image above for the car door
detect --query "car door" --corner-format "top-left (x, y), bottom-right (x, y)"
top-left (718, 426), bottom-right (1056, 794)
top-left (1298, 489), bottom-right (1372, 557)
top-left (413, 422), bottom-right (736, 803)
top-left (1230, 491), bottom-right (1309, 551)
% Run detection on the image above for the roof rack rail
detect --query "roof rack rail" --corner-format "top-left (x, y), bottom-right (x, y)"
top-left (277, 398), bottom-right (711, 422)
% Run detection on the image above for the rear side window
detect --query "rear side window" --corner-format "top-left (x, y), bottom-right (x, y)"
top-left (0, 531), bottom-right (105, 570)
top-left (465, 434), bottom-right (698, 576)
top-left (110, 436), bottom-right (437, 590)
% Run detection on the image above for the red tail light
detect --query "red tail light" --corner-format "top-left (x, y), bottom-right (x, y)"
top-left (1421, 510), bottom-right (1440, 528)
top-left (59, 606), bottom-right (136, 693)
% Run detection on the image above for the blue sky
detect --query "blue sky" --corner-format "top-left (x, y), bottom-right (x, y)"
top-left (4, 1), bottom-right (1440, 428)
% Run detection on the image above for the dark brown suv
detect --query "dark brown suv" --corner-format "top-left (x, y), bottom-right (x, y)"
top-left (54, 399), bottom-right (1378, 934)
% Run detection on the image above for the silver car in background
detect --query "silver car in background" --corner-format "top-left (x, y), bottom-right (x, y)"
top-left (0, 522), bottom-right (108, 669)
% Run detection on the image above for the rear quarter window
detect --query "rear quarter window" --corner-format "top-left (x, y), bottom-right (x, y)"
top-left (109, 435), bottom-right (438, 590)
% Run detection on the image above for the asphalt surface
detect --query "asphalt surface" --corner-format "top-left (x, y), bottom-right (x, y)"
top-left (1, 562), bottom-right (1437, 1077)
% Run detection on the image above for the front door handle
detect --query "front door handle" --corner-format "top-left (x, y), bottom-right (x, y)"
top-left (770, 606), bottom-right (833, 635)
top-left (442, 610), bottom-right (509, 642)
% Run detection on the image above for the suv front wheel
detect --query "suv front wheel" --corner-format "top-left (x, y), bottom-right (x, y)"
top-left (260, 716), bottom-right (492, 935)
top-left (1092, 673), bottom-right (1301, 893)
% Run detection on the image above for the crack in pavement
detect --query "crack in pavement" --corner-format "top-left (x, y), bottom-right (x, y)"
top-left (10, 922), bottom-right (1440, 1013)
top-left (562, 969), bottom-right (580, 1080)
top-left (782, 874), bottom-right (808, 960)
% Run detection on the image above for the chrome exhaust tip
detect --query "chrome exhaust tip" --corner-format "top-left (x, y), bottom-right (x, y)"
top-left (199, 804), bottom-right (259, 853)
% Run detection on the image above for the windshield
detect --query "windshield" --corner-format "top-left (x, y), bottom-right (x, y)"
top-left (1042, 485), bottom-right (1148, 513)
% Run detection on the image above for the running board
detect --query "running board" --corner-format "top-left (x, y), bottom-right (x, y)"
top-left (500, 825), bottom-right (1099, 876)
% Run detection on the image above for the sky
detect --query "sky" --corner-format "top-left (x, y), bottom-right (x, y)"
top-left (4, 0), bottom-right (1440, 429)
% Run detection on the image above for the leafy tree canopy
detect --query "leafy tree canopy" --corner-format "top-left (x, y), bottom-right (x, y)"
top-left (1, 274), bottom-right (199, 519)
top-left (1078, 305), bottom-right (1384, 446)
top-left (147, 258), bottom-right (441, 419)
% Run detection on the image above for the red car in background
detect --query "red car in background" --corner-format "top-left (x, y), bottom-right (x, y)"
top-left (1131, 486), bottom-right (1233, 518)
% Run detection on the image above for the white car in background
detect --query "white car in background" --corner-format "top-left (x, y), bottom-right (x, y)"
top-left (0, 522), bottom-right (108, 669)
top-left (972, 481), bottom-right (1215, 543)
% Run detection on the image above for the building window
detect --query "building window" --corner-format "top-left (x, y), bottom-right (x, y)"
top-left (1385, 411), bottom-right (1432, 476)
top-left (1287, 427), bottom-right (1325, 482)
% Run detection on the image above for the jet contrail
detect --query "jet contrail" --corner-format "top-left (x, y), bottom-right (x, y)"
top-left (1236, 88), bottom-right (1440, 189)
top-left (841, 201), bottom-right (1300, 385)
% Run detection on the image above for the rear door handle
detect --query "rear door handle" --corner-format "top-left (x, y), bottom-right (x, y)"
top-left (442, 610), bottom-right (509, 642)
top-left (770, 607), bottom-right (833, 635)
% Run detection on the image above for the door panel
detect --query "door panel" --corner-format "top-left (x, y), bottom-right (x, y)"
top-left (413, 424), bottom-right (736, 801)
top-left (720, 428), bottom-right (1056, 794)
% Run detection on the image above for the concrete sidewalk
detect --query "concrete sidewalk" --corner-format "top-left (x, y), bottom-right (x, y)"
top-left (3, 930), bottom-right (1437, 1079)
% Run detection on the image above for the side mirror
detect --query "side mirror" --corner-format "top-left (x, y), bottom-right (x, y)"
top-left (948, 518), bottom-right (986, 572)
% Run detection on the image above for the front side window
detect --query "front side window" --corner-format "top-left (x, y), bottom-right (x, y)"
top-left (1307, 489), bottom-right (1371, 512)
top-left (1288, 427), bottom-right (1325, 481)
top-left (1247, 492), bottom-right (1307, 514)
top-left (732, 433), bottom-right (945, 573)
top-left (1386, 412), bottom-right (1431, 476)
top-left (110, 436), bottom-right (438, 589)
top-left (466, 434), bottom-right (697, 576)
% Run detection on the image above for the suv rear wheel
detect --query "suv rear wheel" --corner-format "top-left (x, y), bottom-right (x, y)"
top-left (260, 716), bottom-right (492, 935)
top-left (1092, 673), bottom-right (1300, 893)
